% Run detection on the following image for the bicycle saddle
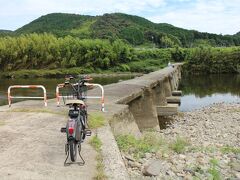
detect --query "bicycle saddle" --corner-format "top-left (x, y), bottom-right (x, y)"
top-left (65, 99), bottom-right (85, 106)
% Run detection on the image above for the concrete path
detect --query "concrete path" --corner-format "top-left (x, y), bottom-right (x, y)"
top-left (0, 101), bottom-right (97, 180)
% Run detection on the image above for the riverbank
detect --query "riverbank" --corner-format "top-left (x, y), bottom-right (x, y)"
top-left (120, 103), bottom-right (240, 179)
top-left (0, 68), bottom-right (143, 79)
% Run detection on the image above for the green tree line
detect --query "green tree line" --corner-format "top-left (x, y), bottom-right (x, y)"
top-left (182, 47), bottom-right (240, 74)
top-left (0, 33), bottom-right (239, 78)
top-left (0, 33), bottom-right (134, 72)
top-left (133, 46), bottom-right (240, 74)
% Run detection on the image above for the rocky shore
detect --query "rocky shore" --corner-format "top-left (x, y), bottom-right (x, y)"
top-left (121, 103), bottom-right (240, 179)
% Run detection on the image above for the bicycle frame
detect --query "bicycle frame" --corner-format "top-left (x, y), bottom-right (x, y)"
top-left (67, 104), bottom-right (88, 138)
top-left (61, 76), bottom-right (99, 165)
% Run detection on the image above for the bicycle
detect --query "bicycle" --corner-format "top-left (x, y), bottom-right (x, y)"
top-left (60, 75), bottom-right (92, 165)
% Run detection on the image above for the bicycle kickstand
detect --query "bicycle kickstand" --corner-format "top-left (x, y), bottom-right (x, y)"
top-left (77, 144), bottom-right (85, 166)
top-left (64, 144), bottom-right (70, 166)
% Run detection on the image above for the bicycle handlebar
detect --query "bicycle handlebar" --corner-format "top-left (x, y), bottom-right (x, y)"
top-left (57, 75), bottom-right (105, 111)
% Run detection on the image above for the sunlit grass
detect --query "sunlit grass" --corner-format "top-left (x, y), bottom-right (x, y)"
top-left (88, 113), bottom-right (105, 129)
top-left (169, 136), bottom-right (189, 154)
top-left (89, 135), bottom-right (107, 180)
top-left (116, 132), bottom-right (165, 159)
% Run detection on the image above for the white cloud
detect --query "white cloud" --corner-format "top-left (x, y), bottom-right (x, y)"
top-left (0, 0), bottom-right (239, 34)
top-left (148, 0), bottom-right (240, 34)
top-left (0, 0), bottom-right (166, 30)
top-left (0, 0), bottom-right (166, 16)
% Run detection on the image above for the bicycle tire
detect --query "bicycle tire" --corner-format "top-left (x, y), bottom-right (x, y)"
top-left (81, 114), bottom-right (86, 140)
top-left (77, 119), bottom-right (83, 153)
top-left (69, 139), bottom-right (77, 162)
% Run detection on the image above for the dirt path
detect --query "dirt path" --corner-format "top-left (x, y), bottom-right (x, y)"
top-left (0, 101), bottom-right (97, 180)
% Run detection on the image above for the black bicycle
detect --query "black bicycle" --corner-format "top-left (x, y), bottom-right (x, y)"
top-left (60, 76), bottom-right (92, 165)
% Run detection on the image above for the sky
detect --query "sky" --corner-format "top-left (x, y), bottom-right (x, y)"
top-left (0, 0), bottom-right (240, 35)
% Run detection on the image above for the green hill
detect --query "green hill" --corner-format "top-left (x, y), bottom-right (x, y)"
top-left (0, 29), bottom-right (13, 36)
top-left (235, 32), bottom-right (240, 36)
top-left (16, 13), bottom-right (93, 36)
top-left (10, 13), bottom-right (240, 47)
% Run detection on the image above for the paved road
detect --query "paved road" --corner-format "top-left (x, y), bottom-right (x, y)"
top-left (0, 101), bottom-right (97, 180)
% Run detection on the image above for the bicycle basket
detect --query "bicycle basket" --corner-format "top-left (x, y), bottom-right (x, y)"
top-left (61, 84), bottom-right (88, 105)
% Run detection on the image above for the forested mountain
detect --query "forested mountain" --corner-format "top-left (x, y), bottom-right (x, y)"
top-left (0, 29), bottom-right (13, 36)
top-left (16, 13), bottom-right (93, 36)
top-left (5, 13), bottom-right (240, 47)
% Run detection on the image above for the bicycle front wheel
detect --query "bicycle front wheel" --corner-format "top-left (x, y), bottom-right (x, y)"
top-left (69, 139), bottom-right (77, 162)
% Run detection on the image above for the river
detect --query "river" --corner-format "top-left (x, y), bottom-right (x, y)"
top-left (1, 74), bottom-right (239, 110)
top-left (0, 75), bottom-right (135, 106)
top-left (179, 74), bottom-right (240, 111)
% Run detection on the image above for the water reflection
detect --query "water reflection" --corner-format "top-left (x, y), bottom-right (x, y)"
top-left (179, 74), bottom-right (240, 111)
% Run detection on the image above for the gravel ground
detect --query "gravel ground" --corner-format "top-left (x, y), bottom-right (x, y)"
top-left (123, 103), bottom-right (240, 179)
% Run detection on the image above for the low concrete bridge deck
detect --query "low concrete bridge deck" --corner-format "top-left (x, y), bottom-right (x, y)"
top-left (0, 63), bottom-right (182, 180)
top-left (88, 63), bottom-right (182, 132)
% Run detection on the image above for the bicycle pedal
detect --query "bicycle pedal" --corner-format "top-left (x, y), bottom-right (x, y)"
top-left (60, 127), bottom-right (66, 133)
top-left (85, 129), bottom-right (92, 136)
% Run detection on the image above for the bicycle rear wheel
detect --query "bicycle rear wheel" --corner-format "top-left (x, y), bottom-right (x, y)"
top-left (69, 139), bottom-right (77, 162)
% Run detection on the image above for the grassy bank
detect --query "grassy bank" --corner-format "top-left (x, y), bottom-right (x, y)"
top-left (0, 61), bottom-right (163, 78)
top-left (116, 133), bottom-right (190, 159)
top-left (0, 34), bottom-right (169, 78)
top-left (0, 50), bottom-right (169, 78)
top-left (0, 34), bottom-right (239, 78)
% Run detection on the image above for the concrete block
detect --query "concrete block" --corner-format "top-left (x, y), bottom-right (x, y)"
top-left (172, 90), bottom-right (182, 96)
top-left (156, 104), bottom-right (178, 116)
top-left (166, 96), bottom-right (181, 104)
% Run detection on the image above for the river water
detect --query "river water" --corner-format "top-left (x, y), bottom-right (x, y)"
top-left (179, 74), bottom-right (240, 111)
top-left (0, 75), bottom-right (135, 106)
top-left (1, 74), bottom-right (239, 111)
top-left (159, 74), bottom-right (240, 129)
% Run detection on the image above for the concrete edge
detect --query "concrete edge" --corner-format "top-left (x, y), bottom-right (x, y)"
top-left (98, 124), bottom-right (130, 180)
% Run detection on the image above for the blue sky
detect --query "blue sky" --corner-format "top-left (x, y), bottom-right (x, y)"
top-left (0, 0), bottom-right (239, 35)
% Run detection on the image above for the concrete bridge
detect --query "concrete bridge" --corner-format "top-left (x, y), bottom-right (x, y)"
top-left (88, 63), bottom-right (183, 179)
top-left (0, 63), bottom-right (182, 180)
top-left (89, 63), bottom-right (182, 135)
